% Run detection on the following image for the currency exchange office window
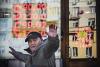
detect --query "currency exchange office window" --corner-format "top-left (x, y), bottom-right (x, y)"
top-left (0, 0), bottom-right (61, 59)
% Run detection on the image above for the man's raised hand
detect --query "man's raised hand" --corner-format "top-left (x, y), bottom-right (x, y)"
top-left (48, 24), bottom-right (57, 37)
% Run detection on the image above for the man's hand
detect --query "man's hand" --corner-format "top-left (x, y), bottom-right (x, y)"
top-left (48, 24), bottom-right (57, 37)
top-left (9, 47), bottom-right (15, 54)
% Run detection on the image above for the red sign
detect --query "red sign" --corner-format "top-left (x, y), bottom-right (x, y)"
top-left (12, 3), bottom-right (47, 38)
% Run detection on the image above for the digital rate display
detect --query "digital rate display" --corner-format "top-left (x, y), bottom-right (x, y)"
top-left (12, 3), bottom-right (47, 38)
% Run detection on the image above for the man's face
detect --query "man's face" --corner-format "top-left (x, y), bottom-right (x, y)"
top-left (28, 37), bottom-right (42, 53)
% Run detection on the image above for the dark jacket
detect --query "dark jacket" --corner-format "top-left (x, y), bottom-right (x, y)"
top-left (11, 36), bottom-right (59, 67)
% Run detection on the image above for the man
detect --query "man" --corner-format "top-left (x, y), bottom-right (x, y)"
top-left (9, 24), bottom-right (59, 67)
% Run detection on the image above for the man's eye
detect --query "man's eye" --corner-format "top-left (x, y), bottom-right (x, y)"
top-left (33, 40), bottom-right (36, 42)
top-left (28, 40), bottom-right (32, 43)
top-left (33, 39), bottom-right (37, 41)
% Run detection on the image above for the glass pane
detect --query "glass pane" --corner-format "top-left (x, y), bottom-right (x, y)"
top-left (0, 0), bottom-right (61, 62)
top-left (69, 0), bottom-right (96, 59)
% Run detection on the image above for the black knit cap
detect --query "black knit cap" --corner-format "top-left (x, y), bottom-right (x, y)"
top-left (25, 32), bottom-right (42, 42)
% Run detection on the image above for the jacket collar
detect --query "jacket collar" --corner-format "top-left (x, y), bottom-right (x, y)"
top-left (24, 48), bottom-right (32, 54)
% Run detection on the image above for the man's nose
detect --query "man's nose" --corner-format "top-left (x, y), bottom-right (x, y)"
top-left (31, 41), bottom-right (35, 45)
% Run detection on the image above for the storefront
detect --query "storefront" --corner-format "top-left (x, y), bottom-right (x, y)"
top-left (0, 0), bottom-right (61, 67)
top-left (0, 0), bottom-right (100, 67)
